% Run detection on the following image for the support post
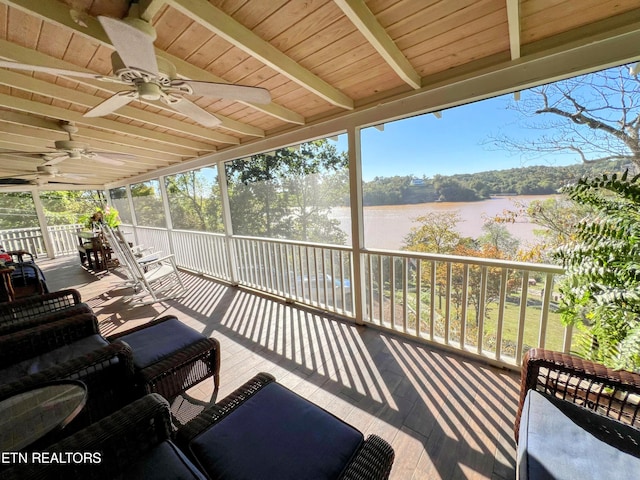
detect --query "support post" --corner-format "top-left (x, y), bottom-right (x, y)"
top-left (347, 125), bottom-right (366, 325)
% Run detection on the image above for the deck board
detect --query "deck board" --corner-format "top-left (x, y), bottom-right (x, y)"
top-left (39, 256), bottom-right (519, 480)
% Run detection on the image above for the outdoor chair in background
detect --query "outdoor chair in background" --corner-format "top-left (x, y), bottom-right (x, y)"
top-left (101, 225), bottom-right (186, 306)
top-left (0, 249), bottom-right (47, 302)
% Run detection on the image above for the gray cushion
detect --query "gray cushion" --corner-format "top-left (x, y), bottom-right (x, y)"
top-left (518, 390), bottom-right (640, 480)
top-left (123, 440), bottom-right (206, 480)
top-left (0, 334), bottom-right (109, 384)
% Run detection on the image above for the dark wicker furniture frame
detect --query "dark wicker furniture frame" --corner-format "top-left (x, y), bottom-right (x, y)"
top-left (0, 393), bottom-right (176, 480)
top-left (107, 315), bottom-right (220, 399)
top-left (177, 372), bottom-right (395, 480)
top-left (515, 348), bottom-right (640, 441)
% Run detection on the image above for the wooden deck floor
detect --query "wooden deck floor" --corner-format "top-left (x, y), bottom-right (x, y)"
top-left (40, 256), bottom-right (520, 480)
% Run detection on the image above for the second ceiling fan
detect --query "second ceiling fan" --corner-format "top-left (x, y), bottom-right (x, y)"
top-left (0, 11), bottom-right (271, 128)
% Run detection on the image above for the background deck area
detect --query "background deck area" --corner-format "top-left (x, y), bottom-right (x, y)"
top-left (39, 255), bottom-right (520, 480)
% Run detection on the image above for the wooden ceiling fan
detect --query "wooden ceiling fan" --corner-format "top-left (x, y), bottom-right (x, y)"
top-left (0, 9), bottom-right (271, 128)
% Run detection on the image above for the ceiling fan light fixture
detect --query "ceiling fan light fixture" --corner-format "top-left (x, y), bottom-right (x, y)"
top-left (138, 82), bottom-right (162, 100)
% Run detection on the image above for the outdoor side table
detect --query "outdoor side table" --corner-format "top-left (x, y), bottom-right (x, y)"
top-left (0, 381), bottom-right (87, 452)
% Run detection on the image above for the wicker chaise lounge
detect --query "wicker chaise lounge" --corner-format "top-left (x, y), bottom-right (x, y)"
top-left (515, 348), bottom-right (640, 479)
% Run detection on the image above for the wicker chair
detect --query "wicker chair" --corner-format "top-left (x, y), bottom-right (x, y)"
top-left (0, 393), bottom-right (206, 480)
top-left (0, 288), bottom-right (91, 336)
top-left (0, 314), bottom-right (140, 432)
top-left (0, 309), bottom-right (220, 403)
top-left (177, 373), bottom-right (395, 480)
top-left (515, 349), bottom-right (640, 479)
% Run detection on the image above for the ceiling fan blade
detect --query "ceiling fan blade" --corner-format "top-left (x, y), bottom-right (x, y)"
top-left (0, 60), bottom-right (106, 79)
top-left (0, 178), bottom-right (34, 185)
top-left (42, 154), bottom-right (71, 166)
top-left (0, 152), bottom-right (52, 158)
top-left (164, 97), bottom-right (221, 127)
top-left (98, 16), bottom-right (159, 76)
top-left (59, 172), bottom-right (94, 180)
top-left (174, 80), bottom-right (271, 104)
top-left (84, 91), bottom-right (138, 118)
top-left (83, 153), bottom-right (125, 166)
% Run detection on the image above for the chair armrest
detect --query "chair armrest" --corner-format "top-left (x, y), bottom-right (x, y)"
top-left (0, 302), bottom-right (93, 336)
top-left (341, 434), bottom-right (395, 480)
top-left (515, 348), bottom-right (640, 441)
top-left (0, 312), bottom-right (100, 367)
top-left (0, 288), bottom-right (81, 321)
top-left (176, 372), bottom-right (275, 445)
top-left (0, 393), bottom-right (171, 480)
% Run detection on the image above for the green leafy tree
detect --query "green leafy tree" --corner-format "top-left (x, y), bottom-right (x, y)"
top-left (165, 169), bottom-right (223, 232)
top-left (403, 211), bottom-right (462, 254)
top-left (554, 171), bottom-right (640, 371)
top-left (226, 139), bottom-right (348, 244)
top-left (477, 220), bottom-right (519, 258)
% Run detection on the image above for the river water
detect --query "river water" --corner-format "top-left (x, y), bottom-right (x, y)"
top-left (330, 195), bottom-right (556, 250)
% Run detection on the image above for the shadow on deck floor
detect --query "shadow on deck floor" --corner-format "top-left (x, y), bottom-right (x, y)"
top-left (39, 255), bottom-right (520, 480)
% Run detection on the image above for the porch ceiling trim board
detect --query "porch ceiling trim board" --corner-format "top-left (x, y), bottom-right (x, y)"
top-left (1, 0), bottom-right (305, 127)
top-left (108, 13), bottom-right (640, 188)
top-left (164, 0), bottom-right (355, 110)
top-left (0, 67), bottom-right (240, 146)
top-left (334, 0), bottom-right (421, 89)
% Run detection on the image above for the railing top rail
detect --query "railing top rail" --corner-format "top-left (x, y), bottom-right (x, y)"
top-left (172, 228), bottom-right (225, 238)
top-left (232, 234), bottom-right (352, 252)
top-left (364, 247), bottom-right (565, 274)
top-left (0, 226), bottom-right (41, 233)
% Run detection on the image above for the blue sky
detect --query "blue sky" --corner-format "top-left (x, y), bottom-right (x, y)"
top-left (344, 93), bottom-right (582, 181)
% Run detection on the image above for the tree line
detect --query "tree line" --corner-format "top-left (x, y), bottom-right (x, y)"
top-left (361, 158), bottom-right (629, 205)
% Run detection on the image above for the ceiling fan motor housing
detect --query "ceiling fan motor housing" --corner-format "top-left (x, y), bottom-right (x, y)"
top-left (54, 140), bottom-right (89, 152)
top-left (110, 51), bottom-right (175, 87)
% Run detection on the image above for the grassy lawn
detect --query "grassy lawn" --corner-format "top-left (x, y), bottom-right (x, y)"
top-left (396, 289), bottom-right (569, 355)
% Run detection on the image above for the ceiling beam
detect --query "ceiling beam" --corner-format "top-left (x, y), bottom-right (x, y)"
top-left (506, 0), bottom-right (521, 60)
top-left (164, 0), bottom-right (354, 110)
top-left (1, 0), bottom-right (305, 127)
top-left (334, 0), bottom-right (421, 89)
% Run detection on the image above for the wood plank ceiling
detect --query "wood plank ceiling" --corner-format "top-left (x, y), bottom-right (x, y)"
top-left (1, 0), bottom-right (640, 190)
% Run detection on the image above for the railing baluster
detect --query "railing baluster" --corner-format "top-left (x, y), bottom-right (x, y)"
top-left (539, 272), bottom-right (555, 349)
top-left (495, 269), bottom-right (508, 361)
top-left (516, 271), bottom-right (530, 365)
top-left (460, 264), bottom-right (469, 350)
top-left (477, 266), bottom-right (487, 355)
top-left (415, 259), bottom-right (422, 337)
top-left (444, 262), bottom-right (451, 344)
top-left (403, 257), bottom-right (408, 333)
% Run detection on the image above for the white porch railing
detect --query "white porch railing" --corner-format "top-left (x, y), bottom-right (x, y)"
top-left (2, 223), bottom-right (568, 368)
top-left (362, 249), bottom-right (567, 367)
top-left (0, 224), bottom-right (82, 257)
top-left (232, 236), bottom-right (353, 316)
